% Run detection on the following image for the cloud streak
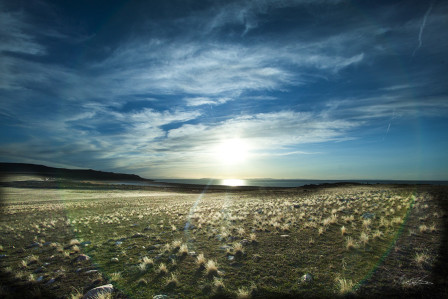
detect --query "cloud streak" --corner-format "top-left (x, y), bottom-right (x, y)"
top-left (413, 1), bottom-right (435, 56)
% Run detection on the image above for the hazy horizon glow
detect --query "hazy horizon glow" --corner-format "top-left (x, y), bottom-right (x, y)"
top-left (1, 1), bottom-right (447, 180)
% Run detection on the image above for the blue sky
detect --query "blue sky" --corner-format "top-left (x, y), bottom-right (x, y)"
top-left (1, 0), bottom-right (447, 180)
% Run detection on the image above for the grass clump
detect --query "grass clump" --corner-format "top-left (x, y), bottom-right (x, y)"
top-left (346, 237), bottom-right (356, 250)
top-left (165, 273), bottom-right (179, 288)
top-left (205, 260), bottom-right (218, 276)
top-left (158, 263), bottom-right (168, 275)
top-left (142, 256), bottom-right (154, 266)
top-left (336, 277), bottom-right (355, 294)
top-left (178, 244), bottom-right (188, 256)
top-left (69, 239), bottom-right (80, 246)
top-left (196, 253), bottom-right (206, 268)
top-left (213, 277), bottom-right (225, 291)
top-left (233, 242), bottom-right (244, 256)
top-left (360, 232), bottom-right (369, 246)
top-left (414, 252), bottom-right (429, 267)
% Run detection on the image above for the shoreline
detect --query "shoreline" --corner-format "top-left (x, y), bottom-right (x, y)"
top-left (0, 176), bottom-right (442, 193)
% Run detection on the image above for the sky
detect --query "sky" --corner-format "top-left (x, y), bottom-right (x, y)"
top-left (0, 0), bottom-right (447, 180)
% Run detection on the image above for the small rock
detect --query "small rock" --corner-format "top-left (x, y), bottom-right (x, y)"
top-left (36, 276), bottom-right (44, 282)
top-left (153, 295), bottom-right (169, 299)
top-left (43, 262), bottom-right (50, 266)
top-left (75, 268), bottom-right (82, 273)
top-left (362, 212), bottom-right (375, 219)
top-left (302, 273), bottom-right (313, 283)
top-left (83, 284), bottom-right (114, 299)
top-left (111, 257), bottom-right (119, 263)
top-left (46, 278), bottom-right (56, 285)
top-left (280, 235), bottom-right (290, 238)
top-left (85, 270), bottom-right (98, 274)
top-left (219, 245), bottom-right (232, 251)
top-left (34, 266), bottom-right (45, 273)
top-left (75, 254), bottom-right (90, 262)
top-left (81, 241), bottom-right (91, 246)
top-left (240, 239), bottom-right (250, 246)
top-left (228, 255), bottom-right (234, 261)
top-left (27, 242), bottom-right (40, 249)
top-left (188, 251), bottom-right (197, 257)
top-left (147, 244), bottom-right (161, 250)
top-left (143, 226), bottom-right (152, 231)
top-left (131, 224), bottom-right (137, 227)
top-left (154, 254), bottom-right (163, 261)
top-left (115, 241), bottom-right (123, 246)
top-left (132, 233), bottom-right (144, 238)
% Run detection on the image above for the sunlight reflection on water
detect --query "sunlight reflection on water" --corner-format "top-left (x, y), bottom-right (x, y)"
top-left (220, 179), bottom-right (246, 186)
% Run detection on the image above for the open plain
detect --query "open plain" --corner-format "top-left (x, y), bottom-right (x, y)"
top-left (0, 180), bottom-right (447, 298)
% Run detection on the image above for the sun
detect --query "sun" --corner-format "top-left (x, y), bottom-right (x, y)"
top-left (215, 138), bottom-right (249, 165)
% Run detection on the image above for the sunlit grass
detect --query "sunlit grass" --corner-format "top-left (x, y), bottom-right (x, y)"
top-left (0, 184), bottom-right (441, 298)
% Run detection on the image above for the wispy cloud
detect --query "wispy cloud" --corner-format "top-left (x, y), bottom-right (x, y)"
top-left (196, 0), bottom-right (345, 35)
top-left (413, 2), bottom-right (434, 56)
top-left (185, 97), bottom-right (232, 107)
top-left (1, 0), bottom-right (447, 179)
top-left (0, 8), bottom-right (46, 55)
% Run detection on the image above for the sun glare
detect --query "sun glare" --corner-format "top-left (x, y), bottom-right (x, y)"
top-left (215, 138), bottom-right (249, 165)
top-left (221, 179), bottom-right (245, 186)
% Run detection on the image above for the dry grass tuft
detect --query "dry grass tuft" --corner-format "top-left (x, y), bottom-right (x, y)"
top-left (196, 253), bottom-right (206, 268)
top-left (213, 277), bottom-right (225, 291)
top-left (69, 239), bottom-right (80, 246)
top-left (165, 273), bottom-right (179, 288)
top-left (236, 286), bottom-right (252, 299)
top-left (336, 277), bottom-right (355, 294)
top-left (158, 263), bottom-right (168, 275)
top-left (419, 225), bottom-right (428, 233)
top-left (178, 244), bottom-right (188, 256)
top-left (69, 289), bottom-right (83, 299)
top-left (360, 232), bottom-right (369, 246)
top-left (233, 242), bottom-right (244, 256)
top-left (142, 256), bottom-right (154, 266)
top-left (205, 260), bottom-right (218, 276)
top-left (373, 230), bottom-right (383, 239)
top-left (346, 237), bottom-right (356, 250)
top-left (414, 252), bottom-right (429, 267)
top-left (249, 233), bottom-right (257, 243)
top-left (172, 240), bottom-right (182, 250)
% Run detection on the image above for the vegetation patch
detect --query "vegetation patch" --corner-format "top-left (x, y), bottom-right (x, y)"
top-left (0, 184), bottom-right (446, 298)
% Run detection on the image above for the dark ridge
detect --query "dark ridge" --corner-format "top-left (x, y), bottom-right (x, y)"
top-left (0, 162), bottom-right (150, 181)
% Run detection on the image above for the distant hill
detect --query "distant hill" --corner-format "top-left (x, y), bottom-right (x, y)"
top-left (0, 162), bottom-right (149, 181)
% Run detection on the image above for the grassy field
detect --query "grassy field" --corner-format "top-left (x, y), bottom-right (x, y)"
top-left (0, 181), bottom-right (446, 298)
